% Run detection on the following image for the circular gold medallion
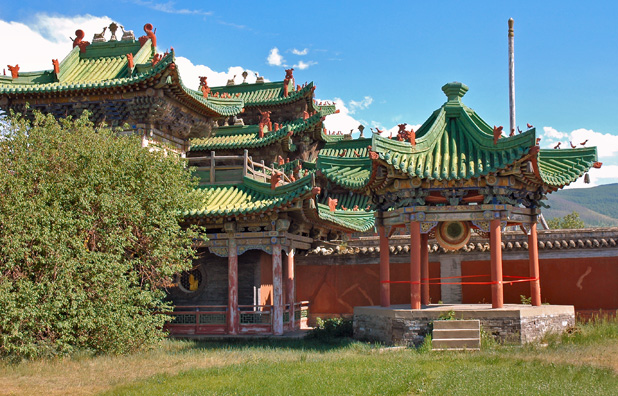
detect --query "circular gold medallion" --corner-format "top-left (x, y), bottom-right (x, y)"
top-left (436, 221), bottom-right (471, 251)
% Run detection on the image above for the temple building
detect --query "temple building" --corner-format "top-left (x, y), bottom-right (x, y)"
top-left (1, 22), bottom-right (609, 339)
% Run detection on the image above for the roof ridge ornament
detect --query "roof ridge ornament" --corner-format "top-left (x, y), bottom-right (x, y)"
top-left (139, 23), bottom-right (157, 48)
top-left (92, 27), bottom-right (107, 43)
top-left (442, 81), bottom-right (469, 103)
top-left (71, 29), bottom-right (90, 53)
top-left (108, 22), bottom-right (119, 42)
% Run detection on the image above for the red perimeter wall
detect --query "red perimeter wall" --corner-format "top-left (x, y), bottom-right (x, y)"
top-left (296, 261), bottom-right (441, 316)
top-left (296, 256), bottom-right (617, 318)
top-left (461, 257), bottom-right (618, 312)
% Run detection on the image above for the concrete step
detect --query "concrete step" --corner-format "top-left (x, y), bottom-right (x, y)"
top-left (432, 338), bottom-right (481, 350)
top-left (433, 319), bottom-right (480, 330)
top-left (432, 329), bottom-right (480, 339)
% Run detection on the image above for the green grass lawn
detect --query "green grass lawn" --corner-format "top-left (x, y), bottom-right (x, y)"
top-left (102, 343), bottom-right (617, 395)
top-left (2, 317), bottom-right (617, 396)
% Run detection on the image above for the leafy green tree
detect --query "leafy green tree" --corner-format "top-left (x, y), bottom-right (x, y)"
top-left (547, 211), bottom-right (586, 229)
top-left (0, 111), bottom-right (200, 358)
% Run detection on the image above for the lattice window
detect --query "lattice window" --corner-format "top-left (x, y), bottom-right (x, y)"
top-left (199, 313), bottom-right (226, 325)
top-left (240, 312), bottom-right (271, 324)
top-left (170, 314), bottom-right (196, 324)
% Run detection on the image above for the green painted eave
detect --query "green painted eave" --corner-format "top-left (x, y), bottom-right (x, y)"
top-left (318, 193), bottom-right (370, 211)
top-left (537, 147), bottom-right (598, 188)
top-left (316, 203), bottom-right (375, 233)
top-left (184, 174), bottom-right (314, 218)
top-left (320, 137), bottom-right (372, 157)
top-left (189, 111), bottom-right (325, 151)
top-left (0, 43), bottom-right (244, 117)
top-left (371, 83), bottom-right (536, 180)
top-left (209, 81), bottom-right (315, 107)
top-left (317, 156), bottom-right (373, 190)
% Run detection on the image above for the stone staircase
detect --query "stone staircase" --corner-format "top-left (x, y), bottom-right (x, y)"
top-left (432, 319), bottom-right (481, 351)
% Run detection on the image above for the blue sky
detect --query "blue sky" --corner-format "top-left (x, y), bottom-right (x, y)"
top-left (1, 1), bottom-right (617, 187)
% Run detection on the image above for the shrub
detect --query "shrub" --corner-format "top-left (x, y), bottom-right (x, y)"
top-left (307, 317), bottom-right (353, 341)
top-left (0, 111), bottom-right (200, 358)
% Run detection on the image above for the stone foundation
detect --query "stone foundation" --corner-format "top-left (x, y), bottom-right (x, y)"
top-left (353, 304), bottom-right (575, 345)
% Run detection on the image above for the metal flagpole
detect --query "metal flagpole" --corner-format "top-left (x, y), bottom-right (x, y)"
top-left (508, 18), bottom-right (516, 135)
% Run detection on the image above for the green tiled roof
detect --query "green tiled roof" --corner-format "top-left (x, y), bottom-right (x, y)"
top-left (0, 40), bottom-right (243, 117)
top-left (316, 203), bottom-right (375, 233)
top-left (184, 174), bottom-right (314, 218)
top-left (189, 111), bottom-right (326, 151)
top-left (536, 147), bottom-right (598, 189)
top-left (317, 138), bottom-right (374, 190)
top-left (371, 82), bottom-right (536, 180)
top-left (209, 81), bottom-right (315, 107)
top-left (318, 193), bottom-right (370, 211)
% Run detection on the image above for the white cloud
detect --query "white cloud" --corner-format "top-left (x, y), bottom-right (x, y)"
top-left (267, 47), bottom-right (285, 66)
top-left (348, 96), bottom-right (373, 114)
top-left (132, 1), bottom-right (212, 16)
top-left (292, 48), bottom-right (308, 55)
top-left (377, 123), bottom-right (422, 138)
top-left (564, 165), bottom-right (618, 189)
top-left (0, 14), bottom-right (113, 72)
top-left (320, 97), bottom-right (364, 136)
top-left (0, 13), bottom-right (265, 91)
top-left (175, 57), bottom-right (267, 89)
top-left (541, 126), bottom-right (618, 158)
top-left (542, 126), bottom-right (566, 140)
top-left (293, 60), bottom-right (317, 70)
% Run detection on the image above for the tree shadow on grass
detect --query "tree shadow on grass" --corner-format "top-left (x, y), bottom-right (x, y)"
top-left (170, 337), bottom-right (360, 352)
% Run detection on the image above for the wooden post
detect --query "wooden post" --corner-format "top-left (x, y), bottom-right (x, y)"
top-left (242, 149), bottom-right (248, 177)
top-left (410, 221), bottom-right (421, 309)
top-left (227, 238), bottom-right (239, 334)
top-left (528, 222), bottom-right (542, 306)
top-left (379, 225), bottom-right (390, 307)
top-left (210, 150), bottom-right (215, 184)
top-left (286, 248), bottom-right (296, 329)
top-left (272, 245), bottom-right (284, 335)
top-left (490, 218), bottom-right (504, 308)
top-left (421, 233), bottom-right (430, 306)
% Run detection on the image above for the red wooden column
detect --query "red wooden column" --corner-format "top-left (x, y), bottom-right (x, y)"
top-left (378, 225), bottom-right (390, 307)
top-left (528, 222), bottom-right (542, 306)
top-left (490, 218), bottom-right (504, 308)
top-left (272, 244), bottom-right (284, 335)
top-left (410, 220), bottom-right (422, 309)
top-left (227, 238), bottom-right (239, 334)
top-left (420, 233), bottom-right (430, 306)
top-left (285, 248), bottom-right (296, 329)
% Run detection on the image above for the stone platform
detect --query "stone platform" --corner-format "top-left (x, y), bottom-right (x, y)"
top-left (353, 304), bottom-right (575, 346)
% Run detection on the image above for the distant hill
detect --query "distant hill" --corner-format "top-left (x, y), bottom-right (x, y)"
top-left (543, 183), bottom-right (618, 227)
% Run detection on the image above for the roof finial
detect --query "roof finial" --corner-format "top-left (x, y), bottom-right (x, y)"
top-left (441, 82), bottom-right (468, 102)
top-left (108, 22), bottom-right (119, 41)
